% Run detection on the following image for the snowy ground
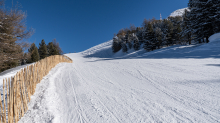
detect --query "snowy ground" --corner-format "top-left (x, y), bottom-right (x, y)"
top-left (1, 33), bottom-right (220, 122)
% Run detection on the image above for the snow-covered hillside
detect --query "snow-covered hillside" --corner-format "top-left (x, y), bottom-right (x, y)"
top-left (81, 40), bottom-right (147, 59)
top-left (81, 33), bottom-right (220, 59)
top-left (81, 40), bottom-right (113, 58)
top-left (0, 33), bottom-right (212, 122)
top-left (169, 8), bottom-right (189, 17)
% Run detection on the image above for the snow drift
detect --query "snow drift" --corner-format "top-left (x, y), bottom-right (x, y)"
top-left (209, 32), bottom-right (220, 42)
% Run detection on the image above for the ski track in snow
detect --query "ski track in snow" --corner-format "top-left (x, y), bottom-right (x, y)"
top-left (19, 54), bottom-right (219, 123)
top-left (51, 54), bottom-right (220, 123)
top-left (1, 33), bottom-right (220, 122)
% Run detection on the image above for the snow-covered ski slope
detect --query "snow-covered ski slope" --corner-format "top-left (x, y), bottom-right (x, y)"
top-left (169, 8), bottom-right (189, 17)
top-left (15, 33), bottom-right (220, 123)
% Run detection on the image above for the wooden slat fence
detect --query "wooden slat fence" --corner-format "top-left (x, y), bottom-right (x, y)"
top-left (0, 55), bottom-right (72, 123)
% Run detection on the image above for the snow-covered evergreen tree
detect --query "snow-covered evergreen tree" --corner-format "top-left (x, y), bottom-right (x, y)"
top-left (188, 0), bottom-right (220, 43)
top-left (133, 34), bottom-right (140, 50)
top-left (143, 23), bottom-right (155, 51)
top-left (168, 16), bottom-right (182, 44)
top-left (164, 20), bottom-right (174, 46)
top-left (122, 42), bottom-right (128, 53)
top-left (208, 0), bottom-right (220, 33)
top-left (181, 9), bottom-right (192, 45)
top-left (154, 27), bottom-right (163, 49)
top-left (136, 27), bottom-right (144, 44)
top-left (111, 1), bottom-right (220, 53)
top-left (174, 24), bottom-right (182, 44)
top-left (123, 33), bottom-right (129, 43)
top-left (112, 36), bottom-right (121, 53)
top-left (128, 33), bottom-right (134, 49)
top-left (160, 19), bottom-right (168, 47)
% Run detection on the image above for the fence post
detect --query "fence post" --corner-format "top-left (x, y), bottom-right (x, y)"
top-left (3, 79), bottom-right (6, 123)
top-left (6, 78), bottom-right (9, 123)
top-left (9, 77), bottom-right (14, 123)
top-left (0, 86), bottom-right (4, 123)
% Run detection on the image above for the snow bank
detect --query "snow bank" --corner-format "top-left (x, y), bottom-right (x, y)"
top-left (209, 32), bottom-right (220, 42)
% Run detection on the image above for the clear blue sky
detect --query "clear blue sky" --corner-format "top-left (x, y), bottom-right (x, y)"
top-left (5, 0), bottom-right (189, 53)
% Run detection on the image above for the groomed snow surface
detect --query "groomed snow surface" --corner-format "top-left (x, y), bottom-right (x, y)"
top-left (0, 33), bottom-right (220, 123)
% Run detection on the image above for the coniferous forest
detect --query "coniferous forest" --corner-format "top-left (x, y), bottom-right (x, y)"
top-left (112, 0), bottom-right (220, 53)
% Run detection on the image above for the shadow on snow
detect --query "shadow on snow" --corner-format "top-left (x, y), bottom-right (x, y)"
top-left (84, 42), bottom-right (220, 62)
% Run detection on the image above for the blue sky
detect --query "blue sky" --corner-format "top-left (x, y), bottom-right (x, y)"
top-left (5, 0), bottom-right (189, 53)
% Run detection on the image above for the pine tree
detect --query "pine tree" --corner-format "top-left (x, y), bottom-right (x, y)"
top-left (160, 19), bottom-right (168, 47)
top-left (154, 27), bottom-right (163, 49)
top-left (181, 9), bottom-right (192, 45)
top-left (128, 33), bottom-right (134, 49)
top-left (122, 42), bottom-right (128, 53)
top-left (136, 27), bottom-right (144, 44)
top-left (28, 43), bottom-right (36, 55)
top-left (212, 0), bottom-right (220, 33)
top-left (122, 33), bottom-right (129, 52)
top-left (31, 46), bottom-right (40, 62)
top-left (174, 24), bottom-right (182, 44)
top-left (27, 43), bottom-right (39, 63)
top-left (166, 20), bottom-right (174, 46)
top-left (123, 33), bottom-right (129, 43)
top-left (188, 0), bottom-right (219, 43)
top-left (143, 22), bottom-right (155, 51)
top-left (47, 42), bottom-right (58, 56)
top-left (188, 0), bottom-right (201, 42)
top-left (129, 24), bottom-right (136, 34)
top-left (47, 42), bottom-right (53, 56)
top-left (38, 39), bottom-right (48, 59)
top-left (199, 1), bottom-right (213, 43)
top-left (112, 36), bottom-right (121, 53)
top-left (169, 16), bottom-right (182, 44)
top-left (133, 35), bottom-right (140, 50)
top-left (52, 39), bottom-right (63, 55)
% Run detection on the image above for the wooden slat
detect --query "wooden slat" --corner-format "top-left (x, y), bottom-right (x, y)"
top-left (0, 55), bottom-right (72, 123)
top-left (3, 79), bottom-right (6, 123)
